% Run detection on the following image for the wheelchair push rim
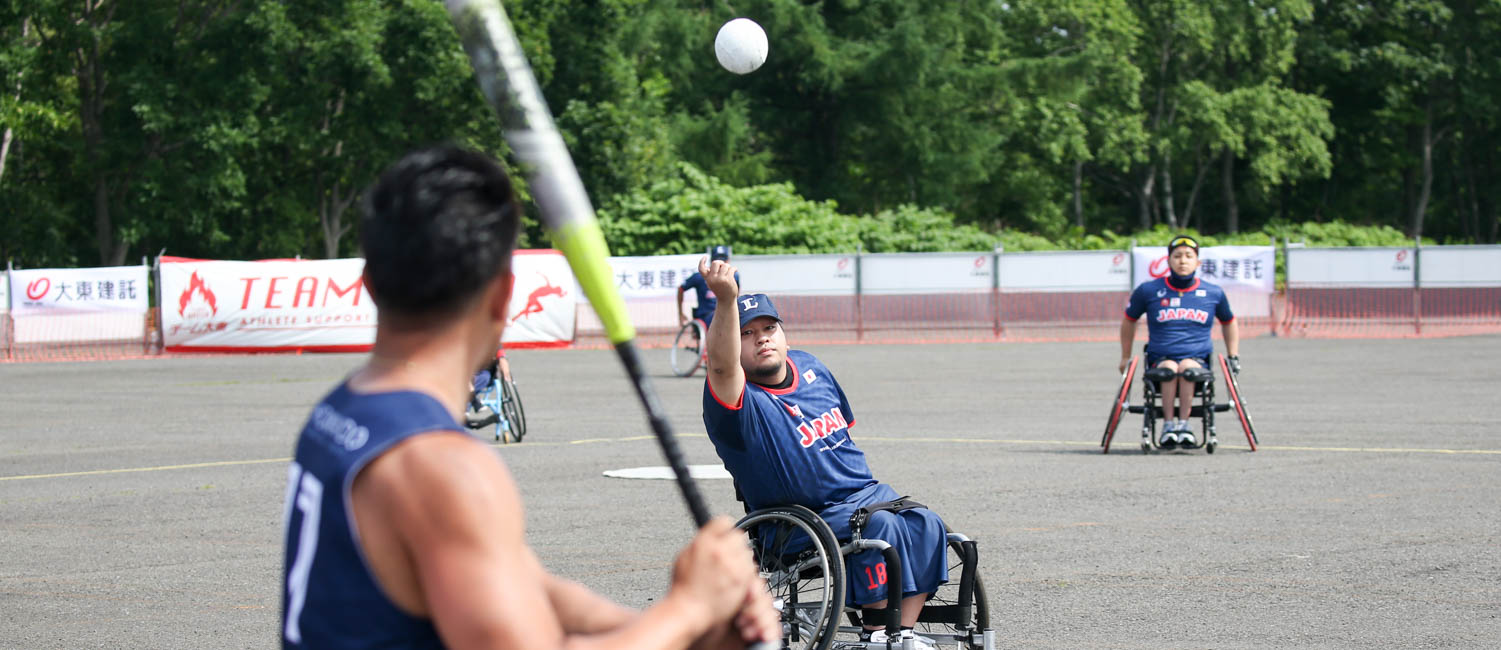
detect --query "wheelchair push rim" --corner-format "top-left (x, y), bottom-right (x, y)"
top-left (736, 505), bottom-right (845, 650)
top-left (670, 319), bottom-right (706, 377)
top-left (501, 378), bottom-right (526, 443)
top-left (1217, 354), bottom-right (1258, 450)
top-left (1101, 356), bottom-right (1139, 453)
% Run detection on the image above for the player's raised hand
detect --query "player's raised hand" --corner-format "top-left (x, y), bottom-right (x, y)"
top-left (700, 255), bottom-right (739, 300)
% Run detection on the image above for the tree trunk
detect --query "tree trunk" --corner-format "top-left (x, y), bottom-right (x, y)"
top-left (1412, 104), bottom-right (1436, 242)
top-left (0, 19), bottom-right (28, 185)
top-left (1222, 150), bottom-right (1239, 233)
top-left (1181, 153), bottom-right (1210, 230)
top-left (1072, 160), bottom-right (1084, 229)
top-left (1161, 151), bottom-right (1178, 230)
top-left (1138, 165), bottom-right (1156, 230)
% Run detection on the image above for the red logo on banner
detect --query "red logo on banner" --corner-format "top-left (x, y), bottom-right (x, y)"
top-left (512, 274), bottom-right (567, 322)
top-left (1148, 256), bottom-right (1170, 278)
top-left (1112, 253), bottom-right (1125, 266)
top-left (1396, 250), bottom-right (1407, 263)
top-left (973, 256), bottom-right (986, 269)
top-left (836, 257), bottom-right (850, 271)
top-left (25, 277), bottom-right (50, 300)
top-left (179, 271), bottom-right (218, 317)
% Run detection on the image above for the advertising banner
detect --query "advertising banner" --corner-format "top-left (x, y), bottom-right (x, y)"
top-left (1286, 247), bottom-right (1414, 288)
top-left (8, 265), bottom-right (149, 316)
top-left (862, 252), bottom-right (993, 294)
top-left (1417, 245), bottom-right (1501, 288)
top-left (1132, 246), bottom-right (1275, 318)
top-left (734, 254), bottom-right (856, 296)
top-left (162, 251), bottom-right (575, 352)
top-left (0, 271), bottom-right (7, 313)
top-left (7, 265), bottom-right (150, 343)
top-left (604, 254), bottom-right (702, 298)
top-left (1000, 250), bottom-right (1131, 292)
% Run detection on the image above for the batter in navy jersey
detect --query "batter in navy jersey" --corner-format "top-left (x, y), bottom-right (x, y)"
top-left (1120, 235), bottom-right (1241, 448)
top-left (697, 256), bottom-right (947, 647)
top-left (281, 146), bottom-right (779, 650)
top-left (678, 244), bottom-right (739, 327)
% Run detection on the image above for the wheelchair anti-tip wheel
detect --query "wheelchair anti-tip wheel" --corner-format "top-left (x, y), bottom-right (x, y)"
top-left (1101, 356), bottom-right (1139, 454)
top-left (735, 505), bottom-right (845, 650)
top-left (670, 319), bottom-right (706, 377)
top-left (1218, 354), bottom-right (1259, 451)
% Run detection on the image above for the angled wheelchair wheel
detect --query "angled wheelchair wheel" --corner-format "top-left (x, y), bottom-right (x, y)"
top-left (501, 379), bottom-right (526, 443)
top-left (1218, 354), bottom-right (1259, 451)
top-left (736, 505), bottom-right (845, 650)
top-left (670, 320), bottom-right (706, 377)
top-left (911, 531), bottom-right (992, 649)
top-left (1102, 356), bottom-right (1140, 453)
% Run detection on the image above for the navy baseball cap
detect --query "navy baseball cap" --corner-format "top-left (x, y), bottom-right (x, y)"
top-left (710, 244), bottom-right (731, 261)
top-left (736, 293), bottom-right (781, 328)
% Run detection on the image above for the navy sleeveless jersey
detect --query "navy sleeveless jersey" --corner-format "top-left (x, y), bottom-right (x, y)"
top-left (1125, 276), bottom-right (1234, 361)
top-left (703, 350), bottom-right (877, 511)
top-left (281, 383), bottom-right (466, 649)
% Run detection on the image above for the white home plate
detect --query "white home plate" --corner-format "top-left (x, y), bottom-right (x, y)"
top-left (602, 464), bottom-right (733, 480)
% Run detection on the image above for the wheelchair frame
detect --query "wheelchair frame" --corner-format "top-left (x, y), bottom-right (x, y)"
top-left (736, 503), bottom-right (996, 650)
top-left (466, 376), bottom-right (527, 443)
top-left (1101, 353), bottom-right (1258, 454)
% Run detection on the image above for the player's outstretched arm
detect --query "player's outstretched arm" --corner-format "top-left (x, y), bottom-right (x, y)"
top-left (353, 434), bottom-right (765, 650)
top-left (702, 257), bottom-right (745, 405)
top-left (1118, 317), bottom-right (1139, 373)
top-left (1221, 317), bottom-right (1239, 359)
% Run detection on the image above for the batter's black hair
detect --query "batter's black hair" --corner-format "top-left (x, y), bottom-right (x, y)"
top-left (360, 146), bottom-right (521, 325)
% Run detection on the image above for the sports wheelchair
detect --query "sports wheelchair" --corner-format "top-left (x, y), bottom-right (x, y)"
top-left (735, 499), bottom-right (995, 650)
top-left (1101, 353), bottom-right (1257, 454)
top-left (670, 318), bottom-right (708, 377)
top-left (464, 361), bottom-right (527, 443)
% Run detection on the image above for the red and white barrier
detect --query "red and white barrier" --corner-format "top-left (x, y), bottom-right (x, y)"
top-left (160, 250), bottom-right (576, 353)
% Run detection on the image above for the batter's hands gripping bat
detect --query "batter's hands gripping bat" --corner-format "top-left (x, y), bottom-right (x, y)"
top-left (442, 3), bottom-right (775, 648)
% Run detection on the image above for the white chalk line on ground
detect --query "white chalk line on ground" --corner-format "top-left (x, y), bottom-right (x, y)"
top-left (2, 434), bottom-right (1496, 483)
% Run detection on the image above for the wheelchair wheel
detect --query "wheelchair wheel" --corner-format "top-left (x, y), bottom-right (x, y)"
top-left (1217, 354), bottom-right (1259, 451)
top-left (670, 320), bottom-right (706, 377)
top-left (501, 379), bottom-right (526, 443)
top-left (736, 505), bottom-right (845, 650)
top-left (911, 533), bottom-right (991, 649)
top-left (1101, 356), bottom-right (1139, 454)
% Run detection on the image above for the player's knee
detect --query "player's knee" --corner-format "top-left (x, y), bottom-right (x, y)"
top-left (861, 510), bottom-right (905, 540)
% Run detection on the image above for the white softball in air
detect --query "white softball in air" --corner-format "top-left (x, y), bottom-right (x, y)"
top-left (714, 18), bottom-right (768, 75)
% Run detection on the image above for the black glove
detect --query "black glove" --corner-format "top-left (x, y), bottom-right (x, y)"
top-left (1227, 355), bottom-right (1241, 376)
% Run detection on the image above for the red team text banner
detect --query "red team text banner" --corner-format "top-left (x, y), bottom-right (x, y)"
top-left (160, 251), bottom-right (576, 353)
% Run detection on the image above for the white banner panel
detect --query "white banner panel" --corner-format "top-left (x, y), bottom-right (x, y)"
top-left (733, 254), bottom-right (856, 296)
top-left (862, 252), bottom-right (993, 295)
top-left (1132, 246), bottom-right (1275, 293)
top-left (1000, 250), bottom-right (1131, 292)
top-left (162, 252), bottom-right (574, 351)
top-left (0, 271), bottom-right (8, 313)
top-left (505, 251), bottom-right (578, 346)
top-left (1418, 245), bottom-right (1501, 288)
top-left (161, 257), bottom-right (374, 350)
top-left (604, 254), bottom-right (702, 298)
top-left (1287, 247), bottom-right (1414, 288)
top-left (8, 265), bottom-right (149, 316)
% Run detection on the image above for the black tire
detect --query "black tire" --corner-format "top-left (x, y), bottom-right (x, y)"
top-left (736, 505), bottom-right (845, 650)
top-left (913, 532), bottom-right (991, 648)
top-left (501, 379), bottom-right (526, 442)
top-left (670, 320), bottom-right (706, 377)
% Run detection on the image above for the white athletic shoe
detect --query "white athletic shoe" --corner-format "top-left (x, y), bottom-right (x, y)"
top-left (863, 629), bottom-right (937, 649)
top-left (1159, 430), bottom-right (1179, 448)
top-left (1178, 430), bottom-right (1197, 447)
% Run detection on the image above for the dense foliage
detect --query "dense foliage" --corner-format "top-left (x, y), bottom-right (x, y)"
top-left (2, 0), bottom-right (1495, 267)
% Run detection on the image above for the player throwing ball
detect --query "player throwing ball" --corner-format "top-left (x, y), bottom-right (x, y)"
top-left (1120, 235), bottom-right (1240, 449)
top-left (696, 256), bottom-right (946, 649)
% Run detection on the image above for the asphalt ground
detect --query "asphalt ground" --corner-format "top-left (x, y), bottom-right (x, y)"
top-left (2, 336), bottom-right (1498, 649)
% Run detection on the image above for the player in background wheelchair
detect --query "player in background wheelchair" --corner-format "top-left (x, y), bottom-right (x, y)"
top-left (465, 343), bottom-right (526, 443)
top-left (1119, 236), bottom-right (1240, 450)
top-left (672, 245), bottom-right (740, 377)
